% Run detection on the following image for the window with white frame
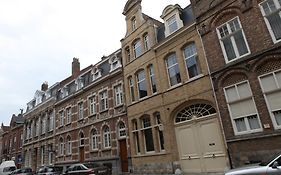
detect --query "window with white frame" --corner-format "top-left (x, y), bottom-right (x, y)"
top-left (41, 146), bottom-right (45, 165)
top-left (260, 0), bottom-right (281, 43)
top-left (59, 111), bottom-right (64, 127)
top-left (118, 122), bottom-right (126, 138)
top-left (128, 77), bottom-right (135, 102)
top-left (110, 56), bottom-right (121, 71)
top-left (114, 84), bottom-right (123, 106)
top-left (166, 54), bottom-right (181, 86)
top-left (48, 144), bottom-right (53, 165)
top-left (79, 132), bottom-right (85, 147)
top-left (148, 65), bottom-right (157, 93)
top-left (259, 70), bottom-right (281, 129)
top-left (41, 117), bottom-right (46, 134)
top-left (131, 16), bottom-right (136, 31)
top-left (155, 113), bottom-right (165, 151)
top-left (103, 126), bottom-right (111, 148)
top-left (78, 102), bottom-right (84, 119)
top-left (125, 47), bottom-right (131, 62)
top-left (59, 138), bottom-right (64, 156)
top-left (143, 33), bottom-right (150, 51)
top-left (136, 70), bottom-right (148, 99)
top-left (66, 136), bottom-right (72, 155)
top-left (142, 117), bottom-right (155, 152)
top-left (66, 107), bottom-right (71, 124)
top-left (183, 43), bottom-right (201, 79)
top-left (217, 17), bottom-right (250, 62)
top-left (89, 95), bottom-right (96, 115)
top-left (133, 40), bottom-right (142, 58)
top-left (92, 129), bottom-right (98, 150)
top-left (167, 15), bottom-right (178, 34)
top-left (224, 81), bottom-right (262, 134)
top-left (93, 68), bottom-right (102, 81)
top-left (49, 112), bottom-right (54, 131)
top-left (100, 90), bottom-right (108, 111)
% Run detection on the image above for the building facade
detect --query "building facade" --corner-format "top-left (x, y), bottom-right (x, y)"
top-left (191, 0), bottom-right (281, 168)
top-left (23, 82), bottom-right (59, 171)
top-left (1, 114), bottom-right (24, 168)
top-left (54, 52), bottom-right (130, 174)
top-left (121, 0), bottom-right (228, 174)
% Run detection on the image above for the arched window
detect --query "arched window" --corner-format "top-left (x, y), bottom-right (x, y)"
top-left (118, 122), bottom-right (126, 138)
top-left (175, 104), bottom-right (216, 123)
top-left (92, 129), bottom-right (98, 150)
top-left (66, 136), bottom-right (72, 155)
top-left (79, 132), bottom-right (85, 146)
top-left (59, 137), bottom-right (64, 156)
top-left (103, 126), bottom-right (111, 148)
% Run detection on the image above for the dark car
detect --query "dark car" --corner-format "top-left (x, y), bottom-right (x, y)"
top-left (64, 163), bottom-right (109, 175)
top-left (11, 167), bottom-right (33, 175)
top-left (36, 166), bottom-right (63, 175)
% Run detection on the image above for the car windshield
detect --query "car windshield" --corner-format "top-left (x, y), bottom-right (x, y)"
top-left (3, 167), bottom-right (16, 172)
top-left (84, 163), bottom-right (101, 168)
top-left (259, 152), bottom-right (281, 166)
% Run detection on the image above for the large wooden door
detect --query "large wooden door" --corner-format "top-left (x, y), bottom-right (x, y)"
top-left (119, 139), bottom-right (128, 172)
top-left (175, 118), bottom-right (227, 173)
top-left (79, 147), bottom-right (85, 163)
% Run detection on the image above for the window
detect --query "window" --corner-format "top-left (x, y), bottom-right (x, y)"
top-left (48, 144), bottom-right (53, 165)
top-left (125, 47), bottom-right (131, 62)
top-left (103, 126), bottom-right (111, 148)
top-left (66, 136), bottom-right (72, 155)
top-left (118, 122), bottom-right (126, 138)
top-left (110, 57), bottom-right (121, 71)
top-left (59, 138), bottom-right (64, 156)
top-left (89, 96), bottom-right (96, 115)
top-left (49, 112), bottom-right (54, 131)
top-left (41, 146), bottom-right (45, 165)
top-left (217, 17), bottom-right (250, 62)
top-left (78, 102), bottom-right (84, 119)
top-left (155, 113), bottom-right (165, 151)
top-left (260, 0), bottom-right (281, 42)
top-left (136, 70), bottom-right (148, 99)
top-left (167, 15), bottom-right (178, 34)
top-left (100, 90), bottom-right (108, 111)
top-left (133, 40), bottom-right (142, 58)
top-left (183, 43), bottom-right (200, 79)
top-left (224, 81), bottom-right (262, 134)
top-left (143, 33), bottom-right (150, 51)
top-left (259, 70), bottom-right (281, 129)
top-left (66, 107), bottom-right (71, 124)
top-left (131, 17), bottom-right (136, 31)
top-left (142, 117), bottom-right (154, 152)
top-left (36, 119), bottom-right (40, 136)
top-left (132, 120), bottom-right (140, 154)
top-left (79, 133), bottom-right (84, 147)
top-left (92, 129), bottom-right (98, 150)
top-left (128, 77), bottom-right (135, 102)
top-left (59, 111), bottom-right (64, 127)
top-left (114, 84), bottom-right (123, 106)
top-left (166, 54), bottom-right (181, 86)
top-left (41, 117), bottom-right (46, 134)
top-left (148, 65), bottom-right (157, 93)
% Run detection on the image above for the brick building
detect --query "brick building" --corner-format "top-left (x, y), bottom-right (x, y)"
top-left (54, 51), bottom-right (130, 174)
top-left (1, 114), bottom-right (24, 168)
top-left (191, 0), bottom-right (281, 168)
top-left (121, 0), bottom-right (228, 174)
top-left (23, 82), bottom-right (59, 171)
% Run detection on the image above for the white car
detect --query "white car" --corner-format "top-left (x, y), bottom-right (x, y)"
top-left (225, 153), bottom-right (281, 175)
top-left (0, 161), bottom-right (17, 175)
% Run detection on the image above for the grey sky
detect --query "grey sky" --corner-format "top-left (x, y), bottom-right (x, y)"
top-left (0, 0), bottom-right (190, 125)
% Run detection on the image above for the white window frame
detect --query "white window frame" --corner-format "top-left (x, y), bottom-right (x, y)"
top-left (128, 77), bottom-right (135, 102)
top-left (100, 90), bottom-right (108, 111)
top-left (183, 43), bottom-right (201, 79)
top-left (143, 34), bottom-right (150, 51)
top-left (224, 81), bottom-right (263, 135)
top-left (92, 129), bottom-right (98, 150)
top-left (59, 139), bottom-right (64, 156)
top-left (103, 126), bottom-right (111, 148)
top-left (89, 95), bottom-right (97, 115)
top-left (216, 16), bottom-right (251, 63)
top-left (148, 65), bottom-right (157, 94)
top-left (131, 16), bottom-right (136, 31)
top-left (66, 137), bottom-right (72, 155)
top-left (118, 122), bottom-right (126, 139)
top-left (136, 70), bottom-right (148, 99)
top-left (49, 112), bottom-right (54, 131)
top-left (133, 39), bottom-right (142, 58)
top-left (142, 117), bottom-right (155, 153)
top-left (79, 133), bottom-right (85, 147)
top-left (258, 69), bottom-right (281, 129)
top-left (114, 84), bottom-right (123, 106)
top-left (166, 54), bottom-right (181, 87)
top-left (167, 15), bottom-right (178, 34)
top-left (259, 0), bottom-right (281, 43)
top-left (78, 102), bottom-right (84, 120)
top-left (66, 107), bottom-right (71, 124)
top-left (59, 111), bottom-right (64, 127)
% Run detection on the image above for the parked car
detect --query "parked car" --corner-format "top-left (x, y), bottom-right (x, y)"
top-left (11, 167), bottom-right (33, 175)
top-left (0, 161), bottom-right (17, 175)
top-left (64, 163), bottom-right (109, 175)
top-left (225, 152), bottom-right (281, 175)
top-left (36, 166), bottom-right (63, 175)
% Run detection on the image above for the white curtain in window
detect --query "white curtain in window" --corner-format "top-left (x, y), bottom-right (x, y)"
top-left (260, 74), bottom-right (278, 92)
top-left (234, 30), bottom-right (249, 56)
top-left (267, 91), bottom-right (281, 110)
top-left (276, 71), bottom-right (281, 86)
top-left (234, 118), bottom-right (247, 132)
top-left (273, 110), bottom-right (281, 125)
top-left (225, 86), bottom-right (238, 102)
top-left (229, 99), bottom-right (256, 118)
top-left (237, 82), bottom-right (252, 98)
top-left (247, 115), bottom-right (261, 130)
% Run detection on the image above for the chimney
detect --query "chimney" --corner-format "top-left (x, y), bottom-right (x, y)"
top-left (72, 57), bottom-right (80, 77)
top-left (41, 81), bottom-right (48, 91)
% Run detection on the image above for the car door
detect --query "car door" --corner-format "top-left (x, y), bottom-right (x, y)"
top-left (266, 156), bottom-right (281, 175)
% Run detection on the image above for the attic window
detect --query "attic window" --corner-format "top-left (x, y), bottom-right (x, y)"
top-left (132, 17), bottom-right (136, 31)
top-left (109, 56), bottom-right (121, 72)
top-left (167, 15), bottom-right (178, 34)
top-left (93, 68), bottom-right (102, 81)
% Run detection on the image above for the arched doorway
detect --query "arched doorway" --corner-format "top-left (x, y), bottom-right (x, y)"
top-left (174, 103), bottom-right (227, 173)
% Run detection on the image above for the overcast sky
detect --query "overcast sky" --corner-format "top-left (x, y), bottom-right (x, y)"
top-left (0, 0), bottom-right (190, 126)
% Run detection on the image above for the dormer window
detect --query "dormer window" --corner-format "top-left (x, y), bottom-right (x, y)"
top-left (131, 16), bottom-right (136, 31)
top-left (109, 55), bottom-right (121, 72)
top-left (167, 15), bottom-right (178, 34)
top-left (62, 86), bottom-right (69, 97)
top-left (76, 76), bottom-right (84, 90)
top-left (92, 67), bottom-right (102, 81)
